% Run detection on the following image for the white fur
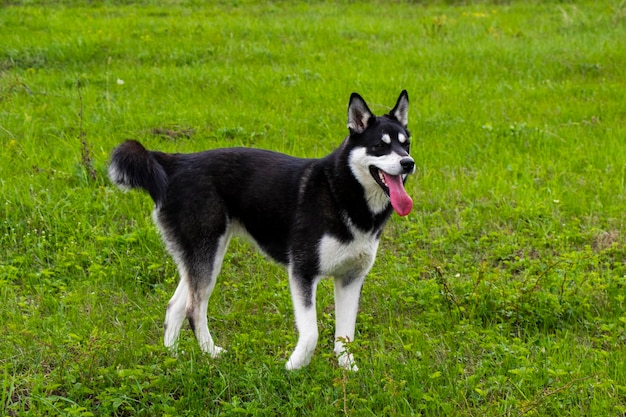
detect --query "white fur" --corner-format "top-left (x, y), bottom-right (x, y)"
top-left (348, 147), bottom-right (407, 214)
top-left (107, 163), bottom-right (132, 191)
top-left (347, 96), bottom-right (373, 134)
top-left (393, 94), bottom-right (409, 127)
top-left (320, 221), bottom-right (379, 371)
top-left (318, 225), bottom-right (378, 278)
top-left (347, 115), bottom-right (370, 133)
top-left (333, 275), bottom-right (364, 371)
top-left (285, 265), bottom-right (321, 370)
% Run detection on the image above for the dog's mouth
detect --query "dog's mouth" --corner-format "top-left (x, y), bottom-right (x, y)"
top-left (369, 166), bottom-right (413, 216)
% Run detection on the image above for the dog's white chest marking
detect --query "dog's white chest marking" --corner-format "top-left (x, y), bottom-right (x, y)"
top-left (318, 227), bottom-right (379, 277)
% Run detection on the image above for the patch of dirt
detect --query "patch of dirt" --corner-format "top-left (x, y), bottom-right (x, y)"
top-left (150, 126), bottom-right (196, 140)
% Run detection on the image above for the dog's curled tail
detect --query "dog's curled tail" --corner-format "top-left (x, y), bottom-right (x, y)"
top-left (108, 140), bottom-right (168, 206)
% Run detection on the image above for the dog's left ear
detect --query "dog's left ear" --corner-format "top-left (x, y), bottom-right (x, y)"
top-left (389, 90), bottom-right (409, 127)
top-left (348, 93), bottom-right (375, 134)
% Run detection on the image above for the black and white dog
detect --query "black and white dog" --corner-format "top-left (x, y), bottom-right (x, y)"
top-left (108, 91), bottom-right (414, 370)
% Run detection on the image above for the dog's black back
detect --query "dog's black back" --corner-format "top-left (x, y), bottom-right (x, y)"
top-left (110, 140), bottom-right (393, 267)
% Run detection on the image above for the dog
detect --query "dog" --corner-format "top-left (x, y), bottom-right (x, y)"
top-left (108, 91), bottom-right (414, 370)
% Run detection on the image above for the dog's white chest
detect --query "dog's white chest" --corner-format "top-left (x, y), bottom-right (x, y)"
top-left (318, 230), bottom-right (379, 277)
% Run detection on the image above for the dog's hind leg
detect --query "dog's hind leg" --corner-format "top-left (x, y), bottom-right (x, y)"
top-left (333, 273), bottom-right (367, 371)
top-left (163, 230), bottom-right (230, 358)
top-left (163, 271), bottom-right (189, 352)
top-left (184, 233), bottom-right (230, 358)
top-left (285, 267), bottom-right (321, 370)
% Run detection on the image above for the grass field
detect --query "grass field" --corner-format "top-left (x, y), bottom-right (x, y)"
top-left (1, 0), bottom-right (626, 415)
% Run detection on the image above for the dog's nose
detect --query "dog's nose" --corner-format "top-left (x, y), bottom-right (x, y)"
top-left (400, 157), bottom-right (415, 173)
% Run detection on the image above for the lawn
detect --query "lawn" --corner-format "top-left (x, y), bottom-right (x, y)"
top-left (1, 1), bottom-right (625, 415)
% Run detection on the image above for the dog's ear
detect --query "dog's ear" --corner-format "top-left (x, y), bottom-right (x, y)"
top-left (389, 90), bottom-right (409, 127)
top-left (347, 93), bottom-right (375, 134)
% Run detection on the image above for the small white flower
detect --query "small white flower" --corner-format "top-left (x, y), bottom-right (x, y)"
top-left (117, 78), bottom-right (125, 85)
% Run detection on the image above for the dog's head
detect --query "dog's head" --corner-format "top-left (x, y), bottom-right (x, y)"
top-left (347, 90), bottom-right (415, 216)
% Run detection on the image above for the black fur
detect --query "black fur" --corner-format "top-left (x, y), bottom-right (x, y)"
top-left (111, 141), bottom-right (395, 267)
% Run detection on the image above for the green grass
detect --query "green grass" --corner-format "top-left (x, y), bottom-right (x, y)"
top-left (2, 0), bottom-right (626, 415)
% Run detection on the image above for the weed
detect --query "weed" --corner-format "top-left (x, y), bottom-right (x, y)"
top-left (76, 79), bottom-right (96, 181)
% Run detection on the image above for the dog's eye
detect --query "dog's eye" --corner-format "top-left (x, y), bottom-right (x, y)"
top-left (373, 141), bottom-right (388, 150)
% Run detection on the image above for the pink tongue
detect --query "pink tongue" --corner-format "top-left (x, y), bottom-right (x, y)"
top-left (382, 172), bottom-right (413, 216)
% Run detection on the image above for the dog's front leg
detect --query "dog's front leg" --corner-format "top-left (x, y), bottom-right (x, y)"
top-left (333, 274), bottom-right (366, 371)
top-left (285, 267), bottom-right (320, 371)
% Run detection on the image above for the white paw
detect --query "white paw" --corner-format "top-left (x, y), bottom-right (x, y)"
top-left (337, 352), bottom-right (359, 372)
top-left (209, 345), bottom-right (226, 359)
top-left (164, 341), bottom-right (179, 356)
top-left (285, 353), bottom-right (311, 371)
top-left (199, 341), bottom-right (226, 359)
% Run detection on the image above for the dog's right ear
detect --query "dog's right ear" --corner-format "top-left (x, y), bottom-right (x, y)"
top-left (347, 93), bottom-right (375, 134)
